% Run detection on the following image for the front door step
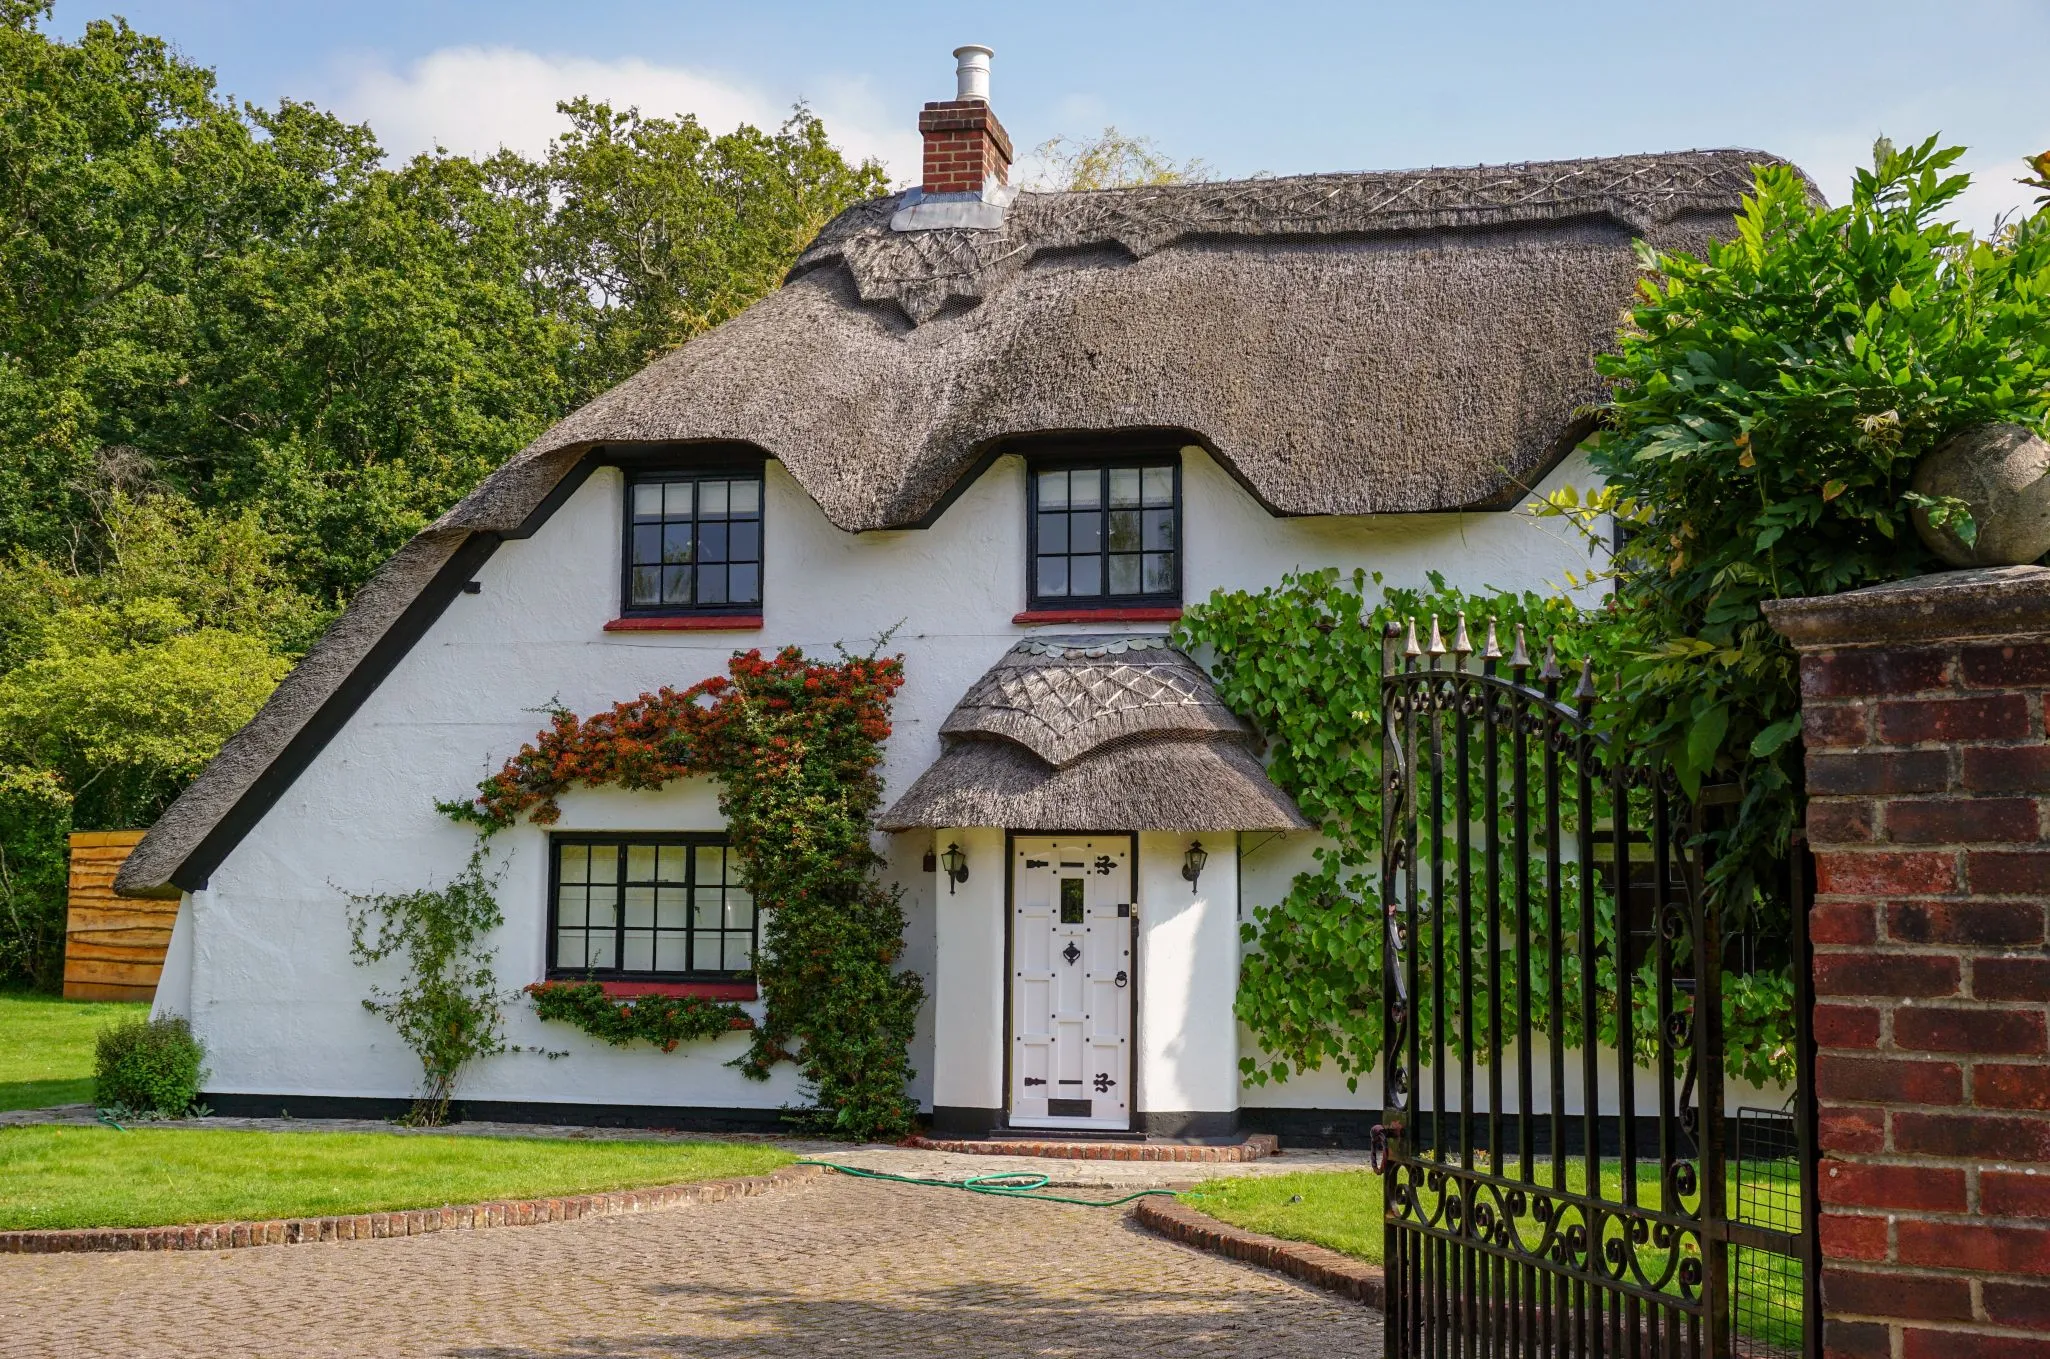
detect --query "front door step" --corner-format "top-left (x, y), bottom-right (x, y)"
top-left (905, 1133), bottom-right (1279, 1163)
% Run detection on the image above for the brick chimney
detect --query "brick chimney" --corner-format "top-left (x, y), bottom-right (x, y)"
top-left (920, 45), bottom-right (1011, 196)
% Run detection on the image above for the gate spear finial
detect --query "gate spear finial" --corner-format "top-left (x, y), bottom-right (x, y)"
top-left (1509, 624), bottom-right (1530, 671)
top-left (1482, 619), bottom-right (1502, 661)
top-left (1427, 616), bottom-right (1446, 657)
top-left (1452, 612), bottom-right (1472, 658)
top-left (1539, 639), bottom-right (1561, 683)
top-left (1574, 655), bottom-right (1599, 703)
top-left (1402, 618), bottom-right (1421, 659)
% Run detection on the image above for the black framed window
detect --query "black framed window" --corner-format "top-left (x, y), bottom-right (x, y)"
top-left (1028, 457), bottom-right (1180, 608)
top-left (623, 469), bottom-right (763, 613)
top-left (548, 835), bottom-right (756, 980)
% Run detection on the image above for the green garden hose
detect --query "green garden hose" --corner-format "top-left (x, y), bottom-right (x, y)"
top-left (801, 1160), bottom-right (1176, 1208)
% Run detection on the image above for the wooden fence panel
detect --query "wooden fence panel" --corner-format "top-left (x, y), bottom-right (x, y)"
top-left (62, 831), bottom-right (172, 1002)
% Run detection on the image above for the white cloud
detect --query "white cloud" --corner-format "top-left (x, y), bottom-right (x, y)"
top-left (322, 46), bottom-right (923, 185)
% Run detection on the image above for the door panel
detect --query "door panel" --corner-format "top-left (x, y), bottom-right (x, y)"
top-left (1010, 836), bottom-right (1133, 1131)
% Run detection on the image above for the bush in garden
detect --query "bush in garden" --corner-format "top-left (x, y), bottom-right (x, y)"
top-left (93, 1015), bottom-right (207, 1116)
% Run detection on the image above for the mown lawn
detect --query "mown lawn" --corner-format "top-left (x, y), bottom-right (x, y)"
top-left (0, 989), bottom-right (149, 1112)
top-left (0, 1126), bottom-right (794, 1230)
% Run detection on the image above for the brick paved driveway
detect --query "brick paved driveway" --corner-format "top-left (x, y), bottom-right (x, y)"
top-left (1, 1173), bottom-right (1383, 1358)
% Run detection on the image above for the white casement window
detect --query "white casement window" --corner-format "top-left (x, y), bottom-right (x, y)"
top-left (548, 836), bottom-right (756, 980)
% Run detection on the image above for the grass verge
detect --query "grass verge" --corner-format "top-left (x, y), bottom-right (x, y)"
top-left (0, 990), bottom-right (149, 1112)
top-left (0, 1126), bottom-right (794, 1230)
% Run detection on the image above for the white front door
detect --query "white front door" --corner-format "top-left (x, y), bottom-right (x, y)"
top-left (1010, 836), bottom-right (1133, 1132)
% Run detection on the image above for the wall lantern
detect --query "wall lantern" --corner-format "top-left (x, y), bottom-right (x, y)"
top-left (1181, 840), bottom-right (1208, 894)
top-left (939, 842), bottom-right (970, 895)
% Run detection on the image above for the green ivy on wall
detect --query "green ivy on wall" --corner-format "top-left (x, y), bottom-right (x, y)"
top-left (525, 981), bottom-right (749, 1051)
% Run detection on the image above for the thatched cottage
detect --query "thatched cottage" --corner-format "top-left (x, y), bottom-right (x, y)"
top-left (119, 48), bottom-right (1789, 1140)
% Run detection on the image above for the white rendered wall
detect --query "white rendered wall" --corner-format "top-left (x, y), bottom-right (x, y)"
top-left (928, 826), bottom-right (1006, 1112)
top-left (149, 893), bottom-right (195, 1023)
top-left (1136, 831), bottom-right (1240, 1116)
top-left (183, 443), bottom-right (1605, 1111)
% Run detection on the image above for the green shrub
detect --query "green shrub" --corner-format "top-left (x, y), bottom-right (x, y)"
top-left (93, 1015), bottom-right (207, 1116)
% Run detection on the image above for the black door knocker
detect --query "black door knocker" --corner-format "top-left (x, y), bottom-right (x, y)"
top-left (1062, 941), bottom-right (1081, 965)
top-left (1114, 970), bottom-right (1128, 988)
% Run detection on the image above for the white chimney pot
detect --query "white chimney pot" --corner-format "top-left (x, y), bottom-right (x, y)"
top-left (953, 44), bottom-right (993, 102)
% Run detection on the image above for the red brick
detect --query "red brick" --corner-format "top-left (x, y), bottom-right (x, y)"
top-left (1811, 798), bottom-right (1880, 844)
top-left (1817, 1054), bottom-right (1962, 1104)
top-left (1905, 1329), bottom-right (2050, 1359)
top-left (1981, 1064), bottom-right (2050, 1112)
top-left (1891, 899), bottom-right (2046, 946)
top-left (1898, 1219), bottom-right (2050, 1275)
top-left (1819, 1159), bottom-right (1967, 1211)
top-left (1894, 1005), bottom-right (2047, 1055)
top-left (1824, 1318), bottom-right (1891, 1359)
top-left (1880, 694), bottom-right (2033, 743)
top-left (1812, 901), bottom-right (1880, 945)
top-left (1979, 956), bottom-right (2050, 1002)
top-left (1811, 750), bottom-right (1953, 797)
top-left (1807, 702), bottom-right (1874, 748)
top-left (1971, 850), bottom-right (2050, 895)
top-left (1964, 745), bottom-right (2050, 793)
top-left (1819, 1211), bottom-right (1890, 1261)
top-left (1984, 1170), bottom-right (2050, 1218)
top-left (1887, 797), bottom-right (2043, 845)
top-left (1985, 1280), bottom-right (2050, 1329)
top-left (1805, 649), bottom-right (1951, 698)
top-left (1820, 1104), bottom-right (1887, 1153)
top-left (1816, 851), bottom-right (1959, 896)
top-left (1823, 1266), bottom-right (1973, 1319)
top-left (1963, 642), bottom-right (2050, 688)
top-left (1815, 953), bottom-right (1960, 998)
top-left (1894, 1110), bottom-right (2050, 1161)
top-left (1815, 1004), bottom-right (1883, 1049)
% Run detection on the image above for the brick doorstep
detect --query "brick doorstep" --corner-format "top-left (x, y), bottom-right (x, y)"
top-left (0, 1163), bottom-right (823, 1255)
top-left (905, 1133), bottom-right (1280, 1163)
top-left (1134, 1196), bottom-right (1385, 1307)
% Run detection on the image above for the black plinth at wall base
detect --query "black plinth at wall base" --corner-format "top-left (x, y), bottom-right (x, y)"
top-left (199, 1092), bottom-right (794, 1133)
top-left (1239, 1107), bottom-right (1385, 1148)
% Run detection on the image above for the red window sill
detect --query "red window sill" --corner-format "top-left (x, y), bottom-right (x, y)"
top-left (604, 615), bottom-right (764, 632)
top-left (1012, 606), bottom-right (1183, 625)
top-left (591, 980), bottom-right (759, 1001)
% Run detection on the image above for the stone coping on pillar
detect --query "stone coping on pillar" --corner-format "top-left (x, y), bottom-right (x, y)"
top-left (1764, 565), bottom-right (2050, 649)
top-left (0, 1163), bottom-right (822, 1254)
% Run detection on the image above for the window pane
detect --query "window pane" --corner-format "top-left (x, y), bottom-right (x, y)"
top-left (701, 480), bottom-right (729, 516)
top-left (698, 565), bottom-right (728, 604)
top-left (1144, 552), bottom-right (1175, 594)
top-left (632, 524), bottom-right (662, 565)
top-left (1068, 511), bottom-right (1101, 554)
top-left (633, 484), bottom-right (664, 520)
top-left (1108, 553), bottom-right (1141, 595)
top-left (724, 935), bottom-right (754, 971)
top-left (699, 521), bottom-right (728, 563)
top-left (726, 889), bottom-right (755, 929)
top-left (656, 886), bottom-right (688, 928)
top-left (1037, 513), bottom-right (1068, 554)
top-left (630, 566), bottom-right (661, 606)
top-left (1108, 509), bottom-right (1141, 552)
top-left (1036, 469), bottom-right (1068, 510)
top-left (693, 888), bottom-right (723, 929)
top-left (557, 929), bottom-right (592, 969)
top-left (1109, 467), bottom-right (1141, 507)
top-left (586, 893), bottom-right (617, 928)
top-left (1142, 466), bottom-right (1174, 506)
top-left (729, 520), bottom-right (759, 561)
top-left (621, 933), bottom-right (654, 971)
top-left (589, 849), bottom-right (618, 884)
top-left (623, 885), bottom-right (654, 927)
top-left (584, 932), bottom-right (616, 969)
top-left (1037, 556), bottom-right (1068, 597)
top-left (655, 935), bottom-right (690, 972)
top-left (658, 564), bottom-right (688, 603)
top-left (626, 844), bottom-right (657, 882)
top-left (662, 481), bottom-right (693, 518)
top-left (1068, 470), bottom-right (1100, 509)
top-left (559, 846), bottom-right (589, 884)
top-left (728, 562), bottom-right (759, 604)
top-left (1070, 555), bottom-right (1102, 596)
top-left (662, 524), bottom-right (692, 564)
top-left (658, 846), bottom-right (687, 881)
top-left (1143, 508), bottom-right (1175, 550)
top-left (695, 844), bottom-right (727, 885)
top-left (729, 479), bottom-right (761, 514)
top-left (557, 885), bottom-right (587, 927)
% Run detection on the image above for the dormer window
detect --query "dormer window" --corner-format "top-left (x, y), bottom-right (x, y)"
top-left (623, 468), bottom-right (764, 615)
top-left (1027, 455), bottom-right (1180, 610)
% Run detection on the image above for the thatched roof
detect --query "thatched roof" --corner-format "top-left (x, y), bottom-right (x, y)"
top-left (117, 148), bottom-right (1797, 896)
top-left (880, 637), bottom-right (1307, 833)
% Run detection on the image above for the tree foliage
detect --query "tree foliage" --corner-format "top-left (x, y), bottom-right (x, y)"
top-left (1029, 126), bottom-right (1209, 191)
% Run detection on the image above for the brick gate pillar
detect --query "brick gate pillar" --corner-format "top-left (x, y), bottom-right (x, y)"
top-left (1766, 568), bottom-right (2050, 1359)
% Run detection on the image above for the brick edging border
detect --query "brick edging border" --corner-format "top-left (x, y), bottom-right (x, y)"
top-left (0, 1163), bottom-right (823, 1255)
top-left (905, 1133), bottom-right (1279, 1163)
top-left (1133, 1196), bottom-right (1385, 1306)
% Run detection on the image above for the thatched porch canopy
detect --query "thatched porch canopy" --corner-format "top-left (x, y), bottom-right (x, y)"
top-left (880, 637), bottom-right (1307, 833)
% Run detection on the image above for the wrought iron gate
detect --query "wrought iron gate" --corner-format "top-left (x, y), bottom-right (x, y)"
top-left (1378, 617), bottom-right (1819, 1358)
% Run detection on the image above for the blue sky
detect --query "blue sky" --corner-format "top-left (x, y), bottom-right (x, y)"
top-left (47, 0), bottom-right (2050, 232)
